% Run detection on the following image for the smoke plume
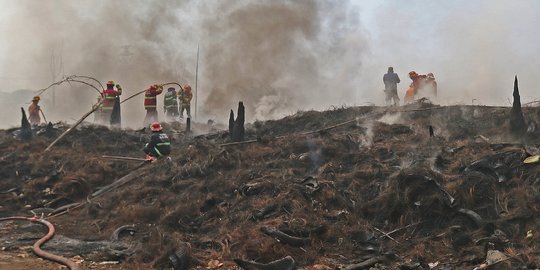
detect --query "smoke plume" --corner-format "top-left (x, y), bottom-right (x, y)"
top-left (1, 0), bottom-right (538, 129)
top-left (0, 0), bottom-right (364, 128)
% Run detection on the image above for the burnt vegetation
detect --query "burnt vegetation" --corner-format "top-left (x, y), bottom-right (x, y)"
top-left (1, 102), bottom-right (540, 269)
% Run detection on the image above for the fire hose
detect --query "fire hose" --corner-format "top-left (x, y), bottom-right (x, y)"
top-left (0, 216), bottom-right (80, 270)
top-left (35, 75), bottom-right (102, 96)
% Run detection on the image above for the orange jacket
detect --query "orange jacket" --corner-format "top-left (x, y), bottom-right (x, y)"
top-left (404, 87), bottom-right (415, 103)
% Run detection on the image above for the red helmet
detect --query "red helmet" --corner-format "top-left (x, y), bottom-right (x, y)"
top-left (107, 80), bottom-right (114, 85)
top-left (184, 85), bottom-right (192, 91)
top-left (32, 96), bottom-right (40, 101)
top-left (150, 122), bottom-right (163, 132)
top-left (409, 71), bottom-right (418, 78)
top-left (151, 84), bottom-right (159, 89)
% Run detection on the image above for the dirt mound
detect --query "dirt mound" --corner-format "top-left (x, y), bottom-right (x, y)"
top-left (1, 105), bottom-right (540, 269)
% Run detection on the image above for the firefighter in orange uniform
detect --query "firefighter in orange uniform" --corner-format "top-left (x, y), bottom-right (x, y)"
top-left (405, 71), bottom-right (427, 103)
top-left (426, 73), bottom-right (437, 97)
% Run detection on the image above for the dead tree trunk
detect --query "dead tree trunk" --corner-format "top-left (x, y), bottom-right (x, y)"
top-left (229, 110), bottom-right (235, 139)
top-left (510, 76), bottom-right (526, 135)
top-left (232, 102), bottom-right (245, 142)
top-left (19, 108), bottom-right (32, 140)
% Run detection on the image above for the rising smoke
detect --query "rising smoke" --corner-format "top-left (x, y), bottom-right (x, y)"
top-left (0, 0), bottom-right (364, 128)
top-left (0, 0), bottom-right (538, 129)
top-left (361, 0), bottom-right (540, 105)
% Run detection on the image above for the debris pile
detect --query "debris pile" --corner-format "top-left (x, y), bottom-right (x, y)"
top-left (1, 104), bottom-right (540, 269)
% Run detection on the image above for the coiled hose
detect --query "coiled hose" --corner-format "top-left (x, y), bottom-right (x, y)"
top-left (0, 216), bottom-right (80, 270)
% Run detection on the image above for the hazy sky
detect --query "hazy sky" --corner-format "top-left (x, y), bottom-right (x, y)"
top-left (0, 0), bottom-right (539, 127)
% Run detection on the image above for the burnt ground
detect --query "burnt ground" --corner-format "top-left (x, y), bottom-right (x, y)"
top-left (1, 103), bottom-right (540, 269)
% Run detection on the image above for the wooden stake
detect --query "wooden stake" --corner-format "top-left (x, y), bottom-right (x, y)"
top-left (195, 44), bottom-right (199, 119)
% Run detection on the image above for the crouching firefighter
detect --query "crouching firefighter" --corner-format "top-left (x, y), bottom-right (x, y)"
top-left (143, 122), bottom-right (171, 161)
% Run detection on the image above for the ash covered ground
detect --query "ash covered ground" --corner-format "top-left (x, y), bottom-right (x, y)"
top-left (1, 103), bottom-right (540, 270)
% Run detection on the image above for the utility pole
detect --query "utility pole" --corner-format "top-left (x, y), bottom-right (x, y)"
top-left (195, 44), bottom-right (199, 119)
top-left (49, 47), bottom-right (63, 107)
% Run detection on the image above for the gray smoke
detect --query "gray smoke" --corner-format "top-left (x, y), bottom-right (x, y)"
top-left (1, 0), bottom-right (538, 129)
top-left (201, 1), bottom-right (365, 121)
top-left (0, 0), bottom-right (365, 128)
top-left (359, 0), bottom-right (540, 105)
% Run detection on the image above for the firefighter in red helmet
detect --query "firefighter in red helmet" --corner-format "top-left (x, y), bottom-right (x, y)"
top-left (143, 121), bottom-right (171, 161)
top-left (178, 84), bottom-right (193, 119)
top-left (144, 84), bottom-right (163, 127)
top-left (100, 80), bottom-right (122, 125)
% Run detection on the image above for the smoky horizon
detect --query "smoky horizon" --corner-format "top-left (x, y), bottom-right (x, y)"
top-left (0, 0), bottom-right (539, 128)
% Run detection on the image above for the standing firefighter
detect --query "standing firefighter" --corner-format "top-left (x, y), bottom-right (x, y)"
top-left (426, 73), bottom-right (438, 97)
top-left (144, 122), bottom-right (171, 161)
top-left (28, 96), bottom-right (41, 126)
top-left (100, 81), bottom-right (122, 124)
top-left (163, 87), bottom-right (179, 121)
top-left (144, 84), bottom-right (163, 127)
top-left (179, 84), bottom-right (193, 119)
top-left (404, 71), bottom-right (426, 103)
top-left (383, 67), bottom-right (401, 106)
top-left (404, 71), bottom-right (437, 103)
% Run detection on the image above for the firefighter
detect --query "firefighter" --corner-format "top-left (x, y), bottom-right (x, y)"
top-left (179, 84), bottom-right (193, 119)
top-left (100, 80), bottom-right (122, 124)
top-left (143, 121), bottom-right (171, 161)
top-left (404, 71), bottom-right (427, 104)
top-left (28, 96), bottom-right (41, 126)
top-left (163, 87), bottom-right (179, 121)
top-left (383, 67), bottom-right (400, 106)
top-left (426, 73), bottom-right (438, 97)
top-left (144, 84), bottom-right (163, 127)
